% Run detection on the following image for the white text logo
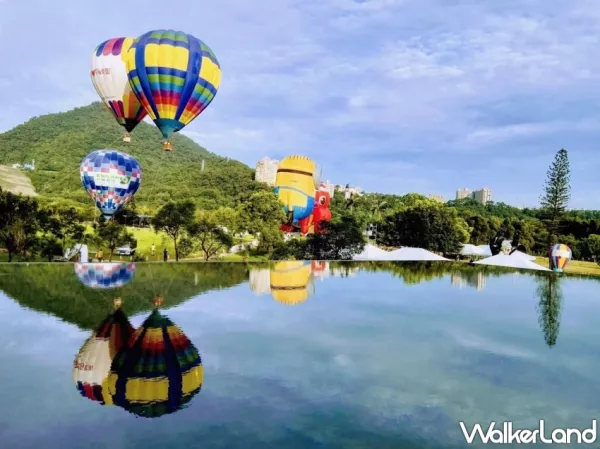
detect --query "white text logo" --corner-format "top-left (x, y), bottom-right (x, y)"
top-left (459, 420), bottom-right (597, 444)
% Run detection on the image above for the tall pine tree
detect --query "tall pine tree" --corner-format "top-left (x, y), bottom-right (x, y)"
top-left (540, 148), bottom-right (570, 249)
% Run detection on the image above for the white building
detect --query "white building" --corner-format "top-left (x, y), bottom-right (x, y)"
top-left (456, 188), bottom-right (472, 200)
top-left (337, 185), bottom-right (363, 199)
top-left (320, 180), bottom-right (335, 197)
top-left (429, 194), bottom-right (445, 203)
top-left (255, 157), bottom-right (279, 186)
top-left (472, 188), bottom-right (492, 204)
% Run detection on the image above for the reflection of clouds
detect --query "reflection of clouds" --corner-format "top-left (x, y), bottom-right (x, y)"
top-left (445, 327), bottom-right (538, 360)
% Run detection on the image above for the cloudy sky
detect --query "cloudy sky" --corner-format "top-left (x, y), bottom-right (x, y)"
top-left (2, 0), bottom-right (600, 207)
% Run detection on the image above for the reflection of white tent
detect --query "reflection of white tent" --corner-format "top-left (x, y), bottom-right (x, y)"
top-left (474, 253), bottom-right (550, 271)
top-left (387, 247), bottom-right (449, 261)
top-left (510, 250), bottom-right (536, 261)
top-left (353, 244), bottom-right (395, 260)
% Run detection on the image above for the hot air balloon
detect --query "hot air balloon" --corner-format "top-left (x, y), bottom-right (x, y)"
top-left (274, 156), bottom-right (320, 229)
top-left (298, 188), bottom-right (332, 235)
top-left (73, 299), bottom-right (135, 405)
top-left (105, 297), bottom-right (203, 418)
top-left (75, 263), bottom-right (136, 289)
top-left (270, 261), bottom-right (314, 306)
top-left (80, 149), bottom-right (142, 220)
top-left (550, 243), bottom-right (571, 272)
top-left (91, 37), bottom-right (147, 142)
top-left (126, 29), bottom-right (221, 151)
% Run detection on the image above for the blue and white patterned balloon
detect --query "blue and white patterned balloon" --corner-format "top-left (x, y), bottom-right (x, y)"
top-left (80, 149), bottom-right (142, 219)
top-left (75, 263), bottom-right (136, 289)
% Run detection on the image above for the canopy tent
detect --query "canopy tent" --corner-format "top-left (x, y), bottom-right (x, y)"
top-left (473, 253), bottom-right (550, 271)
top-left (352, 244), bottom-right (396, 261)
top-left (510, 250), bottom-right (536, 261)
top-left (386, 247), bottom-right (449, 261)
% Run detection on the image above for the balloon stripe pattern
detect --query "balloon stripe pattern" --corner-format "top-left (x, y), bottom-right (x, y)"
top-left (126, 29), bottom-right (221, 139)
top-left (550, 243), bottom-right (572, 272)
top-left (75, 263), bottom-right (136, 289)
top-left (107, 309), bottom-right (202, 418)
top-left (80, 150), bottom-right (142, 218)
top-left (91, 38), bottom-right (147, 132)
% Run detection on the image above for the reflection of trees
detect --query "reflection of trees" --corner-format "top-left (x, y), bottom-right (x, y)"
top-left (0, 263), bottom-right (249, 330)
top-left (328, 261), bottom-right (518, 287)
top-left (535, 274), bottom-right (563, 347)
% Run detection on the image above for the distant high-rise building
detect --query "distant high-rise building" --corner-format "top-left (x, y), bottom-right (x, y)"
top-left (429, 194), bottom-right (445, 203)
top-left (472, 188), bottom-right (492, 204)
top-left (255, 157), bottom-right (279, 186)
top-left (320, 180), bottom-right (336, 197)
top-left (456, 188), bottom-right (472, 200)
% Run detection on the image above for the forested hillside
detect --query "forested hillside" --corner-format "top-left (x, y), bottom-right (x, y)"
top-left (0, 102), bottom-right (266, 212)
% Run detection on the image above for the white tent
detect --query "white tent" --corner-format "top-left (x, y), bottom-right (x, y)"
top-left (476, 245), bottom-right (493, 256)
top-left (460, 244), bottom-right (486, 256)
top-left (474, 253), bottom-right (550, 271)
top-left (510, 250), bottom-right (536, 261)
top-left (386, 247), bottom-right (449, 261)
top-left (353, 244), bottom-right (396, 260)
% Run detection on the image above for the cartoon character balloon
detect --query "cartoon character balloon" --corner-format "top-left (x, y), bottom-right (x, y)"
top-left (274, 155), bottom-right (319, 229)
top-left (75, 263), bottom-right (136, 289)
top-left (126, 29), bottom-right (221, 151)
top-left (269, 261), bottom-right (314, 306)
top-left (298, 188), bottom-right (332, 235)
top-left (91, 38), bottom-right (147, 142)
top-left (80, 149), bottom-right (142, 220)
top-left (550, 243), bottom-right (572, 272)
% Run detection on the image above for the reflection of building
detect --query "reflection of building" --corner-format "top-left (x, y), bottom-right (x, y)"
top-left (255, 157), bottom-right (279, 186)
top-left (472, 188), bottom-right (492, 204)
top-left (331, 266), bottom-right (358, 278)
top-left (451, 272), bottom-right (487, 291)
top-left (429, 194), bottom-right (445, 203)
top-left (249, 268), bottom-right (271, 295)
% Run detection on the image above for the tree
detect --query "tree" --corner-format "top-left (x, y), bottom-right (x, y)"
top-left (40, 205), bottom-right (85, 252)
top-left (379, 205), bottom-right (467, 254)
top-left (152, 200), bottom-right (196, 261)
top-left (540, 149), bottom-right (571, 247)
top-left (300, 214), bottom-right (365, 260)
top-left (94, 220), bottom-right (136, 261)
top-left (237, 191), bottom-right (285, 234)
top-left (187, 211), bottom-right (234, 261)
top-left (0, 189), bottom-right (41, 261)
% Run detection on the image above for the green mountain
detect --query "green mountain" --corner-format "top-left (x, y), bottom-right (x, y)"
top-left (0, 103), bottom-right (266, 212)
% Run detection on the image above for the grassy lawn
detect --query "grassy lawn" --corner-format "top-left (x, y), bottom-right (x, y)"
top-left (534, 257), bottom-right (600, 277)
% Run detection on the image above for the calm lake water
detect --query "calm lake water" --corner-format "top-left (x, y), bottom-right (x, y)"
top-left (0, 261), bottom-right (599, 448)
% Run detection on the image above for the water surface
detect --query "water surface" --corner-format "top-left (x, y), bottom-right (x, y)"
top-left (0, 261), bottom-right (598, 448)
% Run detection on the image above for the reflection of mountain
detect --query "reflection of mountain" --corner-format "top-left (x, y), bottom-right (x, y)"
top-left (0, 263), bottom-right (249, 330)
top-left (536, 275), bottom-right (563, 347)
top-left (450, 272), bottom-right (488, 291)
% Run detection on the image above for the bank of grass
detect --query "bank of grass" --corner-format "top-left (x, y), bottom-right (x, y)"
top-left (534, 257), bottom-right (600, 277)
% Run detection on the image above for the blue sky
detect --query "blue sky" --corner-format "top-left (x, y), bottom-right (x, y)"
top-left (1, 0), bottom-right (600, 208)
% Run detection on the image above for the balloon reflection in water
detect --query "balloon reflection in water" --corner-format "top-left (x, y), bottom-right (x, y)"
top-left (105, 296), bottom-right (203, 418)
top-left (269, 261), bottom-right (314, 306)
top-left (73, 298), bottom-right (135, 405)
top-left (75, 263), bottom-right (136, 289)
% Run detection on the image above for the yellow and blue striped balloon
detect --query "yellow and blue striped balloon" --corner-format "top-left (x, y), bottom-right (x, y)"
top-left (126, 29), bottom-right (221, 150)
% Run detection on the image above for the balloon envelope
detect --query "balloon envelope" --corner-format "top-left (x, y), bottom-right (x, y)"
top-left (274, 156), bottom-right (317, 224)
top-left (91, 37), bottom-right (147, 134)
top-left (73, 308), bottom-right (135, 405)
top-left (80, 149), bottom-right (142, 219)
top-left (106, 309), bottom-right (202, 418)
top-left (270, 261), bottom-right (313, 305)
top-left (75, 263), bottom-right (136, 289)
top-left (126, 29), bottom-right (221, 142)
top-left (550, 243), bottom-right (571, 272)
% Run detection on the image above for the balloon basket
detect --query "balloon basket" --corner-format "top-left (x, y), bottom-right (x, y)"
top-left (163, 141), bottom-right (173, 151)
top-left (122, 134), bottom-right (131, 143)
